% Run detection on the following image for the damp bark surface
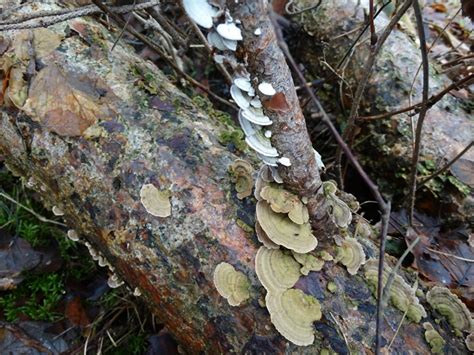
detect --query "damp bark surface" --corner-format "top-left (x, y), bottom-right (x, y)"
top-left (0, 2), bottom-right (468, 353)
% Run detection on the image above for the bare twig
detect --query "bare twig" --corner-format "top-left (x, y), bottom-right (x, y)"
top-left (369, 0), bottom-right (377, 45)
top-left (335, 0), bottom-right (413, 187)
top-left (417, 141), bottom-right (473, 190)
top-left (90, 0), bottom-right (237, 111)
top-left (426, 248), bottom-right (474, 263)
top-left (0, 191), bottom-right (67, 227)
top-left (357, 73), bottom-right (474, 120)
top-left (387, 309), bottom-right (408, 350)
top-left (407, 0), bottom-right (429, 225)
top-left (0, 0), bottom-right (160, 31)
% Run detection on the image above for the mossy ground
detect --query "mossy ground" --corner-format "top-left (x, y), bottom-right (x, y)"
top-left (0, 164), bottom-right (164, 354)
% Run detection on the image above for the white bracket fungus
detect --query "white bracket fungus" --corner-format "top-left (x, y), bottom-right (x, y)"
top-left (52, 206), bottom-right (64, 216)
top-left (183, 0), bottom-right (218, 28)
top-left (66, 229), bottom-right (80, 241)
top-left (258, 82), bottom-right (276, 96)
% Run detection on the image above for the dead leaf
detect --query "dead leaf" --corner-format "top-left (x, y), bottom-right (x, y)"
top-left (263, 92), bottom-right (290, 112)
top-left (430, 3), bottom-right (447, 12)
top-left (0, 229), bottom-right (41, 290)
top-left (32, 28), bottom-right (63, 58)
top-left (65, 296), bottom-right (91, 327)
top-left (450, 158), bottom-right (474, 188)
top-left (23, 64), bottom-right (115, 136)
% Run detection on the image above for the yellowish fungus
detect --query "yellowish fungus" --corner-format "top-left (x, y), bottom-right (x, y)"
top-left (364, 259), bottom-right (427, 323)
top-left (255, 221), bottom-right (279, 249)
top-left (255, 247), bottom-right (301, 293)
top-left (322, 181), bottom-right (352, 229)
top-left (292, 251), bottom-right (324, 275)
top-left (256, 201), bottom-right (317, 253)
top-left (260, 185), bottom-right (309, 225)
top-left (229, 159), bottom-right (254, 199)
top-left (335, 237), bottom-right (366, 275)
top-left (318, 250), bottom-right (334, 261)
top-left (327, 281), bottom-right (337, 293)
top-left (139, 183), bottom-right (171, 217)
top-left (423, 322), bottom-right (446, 354)
top-left (426, 286), bottom-right (473, 332)
top-left (265, 288), bottom-right (322, 346)
top-left (213, 262), bottom-right (250, 306)
top-left (466, 333), bottom-right (474, 352)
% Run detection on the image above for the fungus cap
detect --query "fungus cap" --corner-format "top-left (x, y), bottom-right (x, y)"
top-left (322, 181), bottom-right (352, 228)
top-left (292, 251), bottom-right (324, 275)
top-left (207, 31), bottom-right (226, 50)
top-left (466, 333), bottom-right (474, 352)
top-left (213, 262), bottom-right (250, 306)
top-left (241, 107), bottom-right (272, 125)
top-left (234, 77), bottom-right (252, 92)
top-left (230, 85), bottom-right (250, 109)
top-left (250, 97), bottom-right (262, 108)
top-left (245, 132), bottom-right (279, 158)
top-left (426, 286), bottom-right (473, 331)
top-left (229, 159), bottom-right (253, 200)
top-left (257, 153), bottom-right (278, 167)
top-left (278, 157), bottom-right (291, 167)
top-left (255, 221), bottom-right (279, 249)
top-left (259, 186), bottom-right (309, 225)
top-left (222, 37), bottom-right (237, 51)
top-left (255, 247), bottom-right (301, 293)
top-left (258, 82), bottom-right (276, 96)
top-left (265, 288), bottom-right (321, 346)
top-left (335, 237), bottom-right (366, 275)
top-left (423, 322), bottom-right (446, 354)
top-left (256, 201), bottom-right (317, 253)
top-left (183, 0), bottom-right (217, 28)
top-left (52, 206), bottom-right (64, 216)
top-left (107, 274), bottom-right (124, 288)
top-left (216, 22), bottom-right (243, 41)
top-left (67, 229), bottom-right (79, 241)
top-left (140, 184), bottom-right (171, 217)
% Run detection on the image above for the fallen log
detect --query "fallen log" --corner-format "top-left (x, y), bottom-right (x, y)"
top-left (0, 1), bottom-right (469, 353)
top-left (291, 0), bottom-right (473, 223)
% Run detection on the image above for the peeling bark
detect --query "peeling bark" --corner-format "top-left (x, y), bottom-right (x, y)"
top-left (0, 2), bottom-right (468, 353)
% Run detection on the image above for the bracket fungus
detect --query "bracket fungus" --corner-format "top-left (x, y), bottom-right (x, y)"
top-left (255, 221), bottom-right (279, 249)
top-left (292, 251), bottom-right (324, 275)
top-left (107, 274), bottom-right (124, 289)
top-left (259, 185), bottom-right (309, 225)
top-left (466, 333), bottom-right (474, 352)
top-left (364, 259), bottom-right (427, 323)
top-left (335, 237), bottom-right (366, 275)
top-left (52, 206), bottom-right (64, 216)
top-left (213, 262), bottom-right (250, 306)
top-left (423, 322), bottom-right (446, 354)
top-left (66, 229), bottom-right (79, 242)
top-left (426, 286), bottom-right (473, 332)
top-left (139, 183), bottom-right (171, 218)
top-left (229, 159), bottom-right (253, 199)
top-left (322, 181), bottom-right (352, 229)
top-left (256, 201), bottom-right (317, 253)
top-left (255, 247), bottom-right (301, 293)
top-left (183, 0), bottom-right (218, 28)
top-left (265, 288), bottom-right (322, 346)
top-left (258, 82), bottom-right (276, 96)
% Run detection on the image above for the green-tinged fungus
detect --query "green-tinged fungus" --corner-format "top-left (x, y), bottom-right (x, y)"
top-left (466, 333), bottom-right (474, 352)
top-left (355, 217), bottom-right (374, 239)
top-left (327, 281), bottom-right (337, 293)
top-left (335, 237), bottom-right (366, 275)
top-left (292, 251), bottom-right (324, 275)
top-left (213, 262), bottom-right (250, 306)
top-left (255, 247), bottom-right (301, 293)
top-left (229, 159), bottom-right (254, 199)
top-left (256, 201), bottom-right (317, 253)
top-left (426, 286), bottom-right (473, 332)
top-left (364, 259), bottom-right (427, 323)
top-left (423, 322), bottom-right (446, 354)
top-left (260, 185), bottom-right (309, 224)
top-left (139, 183), bottom-right (171, 217)
top-left (265, 288), bottom-right (322, 346)
top-left (318, 250), bottom-right (334, 261)
top-left (255, 221), bottom-right (279, 249)
top-left (322, 181), bottom-right (352, 229)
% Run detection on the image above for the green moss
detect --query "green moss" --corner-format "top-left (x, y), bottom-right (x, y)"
top-left (218, 130), bottom-right (247, 152)
top-left (236, 218), bottom-right (254, 234)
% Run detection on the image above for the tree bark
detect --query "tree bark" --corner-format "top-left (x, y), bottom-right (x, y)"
top-left (0, 2), bottom-right (467, 353)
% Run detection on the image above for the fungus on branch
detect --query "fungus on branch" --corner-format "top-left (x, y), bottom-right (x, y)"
top-left (426, 286), bottom-right (473, 332)
top-left (229, 159), bottom-right (253, 199)
top-left (259, 185), bottom-right (309, 225)
top-left (335, 236), bottom-right (366, 275)
top-left (423, 322), bottom-right (446, 354)
top-left (265, 288), bottom-right (322, 346)
top-left (213, 262), bottom-right (250, 306)
top-left (291, 251), bottom-right (324, 275)
top-left (139, 183), bottom-right (171, 217)
top-left (322, 181), bottom-right (352, 228)
top-left (256, 201), bottom-right (317, 253)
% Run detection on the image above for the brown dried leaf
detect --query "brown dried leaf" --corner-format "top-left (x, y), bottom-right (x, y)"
top-left (23, 64), bottom-right (115, 136)
top-left (65, 296), bottom-right (90, 327)
top-left (263, 92), bottom-right (290, 113)
top-left (32, 28), bottom-right (63, 58)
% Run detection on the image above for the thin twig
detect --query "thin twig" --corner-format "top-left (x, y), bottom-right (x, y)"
top-left (329, 312), bottom-right (352, 355)
top-left (0, 1), bottom-right (160, 31)
top-left (0, 191), bottom-right (67, 227)
top-left (369, 0), bottom-right (377, 45)
top-left (426, 248), bottom-right (474, 263)
top-left (90, 0), bottom-right (237, 111)
top-left (387, 309), bottom-right (408, 350)
top-left (357, 73), bottom-right (474, 120)
top-left (381, 235), bottom-right (420, 311)
top-left (417, 141), bottom-right (473, 190)
top-left (407, 0), bottom-right (429, 225)
top-left (335, 0), bottom-right (413, 188)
